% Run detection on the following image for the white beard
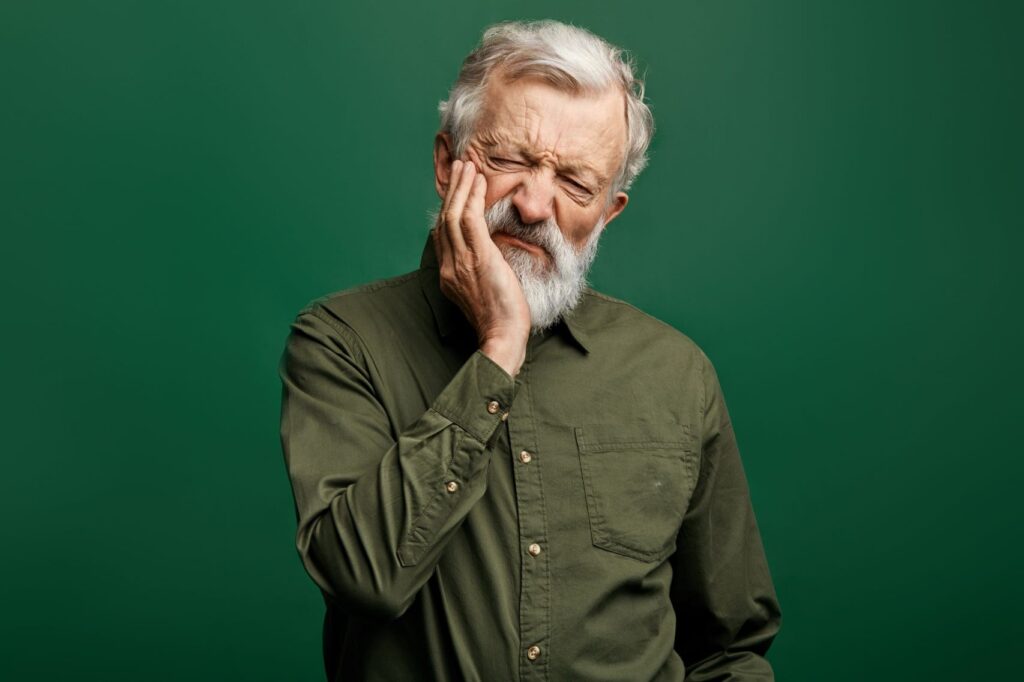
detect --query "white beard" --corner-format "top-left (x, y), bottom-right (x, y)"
top-left (484, 195), bottom-right (606, 331)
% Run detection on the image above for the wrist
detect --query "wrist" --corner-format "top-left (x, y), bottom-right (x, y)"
top-left (480, 337), bottom-right (527, 377)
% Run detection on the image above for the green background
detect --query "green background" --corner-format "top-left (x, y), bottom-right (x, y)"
top-left (3, 1), bottom-right (1021, 679)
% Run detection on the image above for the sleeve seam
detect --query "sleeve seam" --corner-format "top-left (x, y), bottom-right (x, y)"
top-left (310, 306), bottom-right (391, 420)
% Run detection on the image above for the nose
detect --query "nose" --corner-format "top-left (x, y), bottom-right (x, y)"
top-left (511, 169), bottom-right (556, 225)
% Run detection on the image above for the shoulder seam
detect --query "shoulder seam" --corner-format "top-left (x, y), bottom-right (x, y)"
top-left (581, 288), bottom-right (696, 343)
top-left (301, 270), bottom-right (421, 313)
top-left (307, 306), bottom-right (368, 367)
top-left (306, 305), bottom-right (391, 411)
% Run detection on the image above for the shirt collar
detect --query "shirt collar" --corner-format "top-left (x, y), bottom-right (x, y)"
top-left (417, 234), bottom-right (592, 355)
top-left (560, 298), bottom-right (593, 354)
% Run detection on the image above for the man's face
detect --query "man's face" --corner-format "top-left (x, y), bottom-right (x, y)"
top-left (434, 74), bottom-right (630, 328)
top-left (464, 74), bottom-right (629, 256)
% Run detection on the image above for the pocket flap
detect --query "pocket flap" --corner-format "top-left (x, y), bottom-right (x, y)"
top-left (575, 422), bottom-right (693, 454)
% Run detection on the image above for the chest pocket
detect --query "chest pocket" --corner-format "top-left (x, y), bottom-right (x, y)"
top-left (575, 423), bottom-right (699, 563)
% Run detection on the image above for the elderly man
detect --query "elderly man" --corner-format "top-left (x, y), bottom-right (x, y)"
top-left (280, 20), bottom-right (781, 681)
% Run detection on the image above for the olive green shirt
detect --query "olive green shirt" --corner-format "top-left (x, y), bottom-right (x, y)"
top-left (279, 237), bottom-right (781, 681)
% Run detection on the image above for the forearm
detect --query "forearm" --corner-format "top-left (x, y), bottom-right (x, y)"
top-left (281, 310), bottom-right (515, 619)
top-left (683, 651), bottom-right (776, 681)
top-left (676, 490), bottom-right (781, 682)
top-left (299, 406), bottom-right (491, 617)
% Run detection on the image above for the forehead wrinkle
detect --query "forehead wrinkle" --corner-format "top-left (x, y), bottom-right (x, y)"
top-left (513, 114), bottom-right (604, 180)
top-left (478, 79), bottom-right (623, 187)
top-left (474, 125), bottom-right (506, 148)
top-left (517, 94), bottom-right (548, 152)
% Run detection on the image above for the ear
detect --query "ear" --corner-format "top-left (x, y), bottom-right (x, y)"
top-left (433, 132), bottom-right (455, 199)
top-left (601, 191), bottom-right (629, 227)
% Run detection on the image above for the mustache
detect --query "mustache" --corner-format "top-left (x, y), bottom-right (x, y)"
top-left (485, 198), bottom-right (557, 249)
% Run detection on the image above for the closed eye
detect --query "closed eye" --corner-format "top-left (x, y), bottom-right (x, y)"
top-left (561, 176), bottom-right (594, 197)
top-left (490, 157), bottom-right (525, 169)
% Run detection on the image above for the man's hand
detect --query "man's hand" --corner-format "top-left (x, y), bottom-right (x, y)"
top-left (433, 160), bottom-right (531, 377)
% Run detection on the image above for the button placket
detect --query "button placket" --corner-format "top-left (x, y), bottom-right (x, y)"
top-left (507, 358), bottom-right (550, 681)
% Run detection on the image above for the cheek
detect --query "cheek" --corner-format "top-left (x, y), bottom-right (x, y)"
top-left (463, 147), bottom-right (517, 207)
top-left (483, 174), bottom-right (517, 207)
top-left (558, 208), bottom-right (603, 248)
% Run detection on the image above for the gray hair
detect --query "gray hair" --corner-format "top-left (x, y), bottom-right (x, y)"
top-left (438, 20), bottom-right (655, 195)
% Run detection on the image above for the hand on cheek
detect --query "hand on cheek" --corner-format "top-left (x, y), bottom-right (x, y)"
top-left (432, 160), bottom-right (531, 377)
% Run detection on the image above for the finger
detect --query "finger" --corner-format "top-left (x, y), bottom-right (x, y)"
top-left (445, 161), bottom-right (477, 252)
top-left (433, 215), bottom-right (453, 272)
top-left (438, 160), bottom-right (466, 258)
top-left (434, 203), bottom-right (453, 257)
top-left (440, 159), bottom-right (464, 219)
top-left (461, 172), bottom-right (489, 248)
top-left (446, 160), bottom-right (476, 225)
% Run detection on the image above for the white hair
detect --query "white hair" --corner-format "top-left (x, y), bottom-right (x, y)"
top-left (484, 195), bottom-right (605, 330)
top-left (438, 20), bottom-right (655, 195)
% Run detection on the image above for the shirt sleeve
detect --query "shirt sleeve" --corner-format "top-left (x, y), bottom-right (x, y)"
top-left (279, 306), bottom-right (516, 619)
top-left (670, 350), bottom-right (782, 680)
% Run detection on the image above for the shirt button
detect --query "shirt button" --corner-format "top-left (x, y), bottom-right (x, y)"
top-left (445, 481), bottom-right (459, 494)
top-left (528, 543), bottom-right (542, 557)
top-left (486, 400), bottom-right (501, 414)
top-left (526, 645), bottom-right (541, 661)
top-left (519, 450), bottom-right (532, 464)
